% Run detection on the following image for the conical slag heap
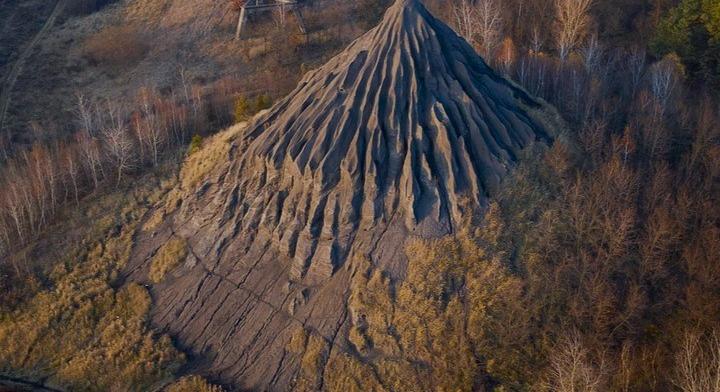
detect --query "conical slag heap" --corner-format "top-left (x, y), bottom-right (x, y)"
top-left (216, 0), bottom-right (550, 278)
top-left (125, 1), bottom-right (559, 390)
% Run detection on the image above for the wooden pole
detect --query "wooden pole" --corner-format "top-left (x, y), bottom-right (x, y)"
top-left (235, 6), bottom-right (248, 40)
top-left (293, 7), bottom-right (307, 34)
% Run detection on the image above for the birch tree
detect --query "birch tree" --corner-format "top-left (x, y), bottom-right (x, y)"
top-left (453, 0), bottom-right (478, 46)
top-left (554, 0), bottom-right (593, 61)
top-left (674, 331), bottom-right (720, 392)
top-left (545, 333), bottom-right (608, 392)
top-left (62, 143), bottom-right (81, 207)
top-left (452, 0), bottom-right (503, 58)
top-left (102, 124), bottom-right (135, 186)
top-left (476, 0), bottom-right (503, 58)
top-left (75, 93), bottom-right (96, 136)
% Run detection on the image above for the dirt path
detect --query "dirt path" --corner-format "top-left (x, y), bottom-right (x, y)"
top-left (0, 0), bottom-right (66, 138)
top-left (0, 375), bottom-right (62, 392)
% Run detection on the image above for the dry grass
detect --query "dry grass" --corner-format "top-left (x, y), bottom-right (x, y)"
top-left (143, 208), bottom-right (167, 232)
top-left (292, 329), bottom-right (328, 391)
top-left (0, 180), bottom-right (185, 391)
top-left (288, 325), bottom-right (308, 354)
top-left (153, 123), bottom-right (247, 221)
top-left (348, 257), bottom-right (399, 356)
top-left (179, 122), bottom-right (246, 190)
top-left (167, 375), bottom-right (225, 392)
top-left (149, 237), bottom-right (188, 283)
top-left (324, 353), bottom-right (388, 392)
top-left (325, 233), bottom-right (526, 391)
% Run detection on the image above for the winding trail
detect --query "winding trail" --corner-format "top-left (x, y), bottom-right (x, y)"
top-left (0, 375), bottom-right (63, 392)
top-left (0, 0), bottom-right (66, 137)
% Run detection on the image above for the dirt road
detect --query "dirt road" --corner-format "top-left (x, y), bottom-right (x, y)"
top-left (0, 375), bottom-right (62, 392)
top-left (0, 0), bottom-right (66, 137)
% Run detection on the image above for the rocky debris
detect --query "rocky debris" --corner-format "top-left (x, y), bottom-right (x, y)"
top-left (125, 0), bottom-right (561, 390)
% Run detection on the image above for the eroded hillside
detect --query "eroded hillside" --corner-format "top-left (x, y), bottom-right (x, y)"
top-left (122, 1), bottom-right (562, 390)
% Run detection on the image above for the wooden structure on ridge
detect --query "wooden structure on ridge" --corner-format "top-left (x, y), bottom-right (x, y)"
top-left (235, 0), bottom-right (307, 40)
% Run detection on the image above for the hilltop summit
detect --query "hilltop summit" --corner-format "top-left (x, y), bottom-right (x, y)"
top-left (126, 0), bottom-right (560, 389)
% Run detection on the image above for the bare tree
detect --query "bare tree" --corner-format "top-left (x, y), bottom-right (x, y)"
top-left (531, 24), bottom-right (544, 54)
top-left (545, 333), bottom-right (607, 392)
top-left (190, 84), bottom-right (204, 127)
top-left (102, 124), bottom-right (135, 186)
top-left (580, 34), bottom-right (602, 74)
top-left (617, 341), bottom-right (635, 392)
top-left (674, 331), bottom-right (720, 392)
top-left (74, 93), bottom-right (96, 136)
top-left (452, 0), bottom-right (503, 58)
top-left (498, 37), bottom-right (516, 74)
top-left (626, 47), bottom-right (647, 97)
top-left (0, 213), bottom-right (10, 255)
top-left (476, 0), bottom-right (503, 58)
top-left (3, 170), bottom-right (26, 243)
top-left (76, 132), bottom-right (103, 190)
top-left (139, 87), bottom-right (164, 166)
top-left (179, 67), bottom-right (192, 106)
top-left (517, 56), bottom-right (530, 88)
top-left (554, 0), bottom-right (593, 61)
top-left (132, 112), bottom-right (146, 163)
top-left (62, 144), bottom-right (81, 207)
top-left (453, 0), bottom-right (479, 46)
top-left (517, 56), bottom-right (541, 97)
top-left (28, 147), bottom-right (49, 230)
top-left (17, 154), bottom-right (37, 234)
top-left (43, 145), bottom-right (59, 216)
top-left (650, 57), bottom-right (679, 118)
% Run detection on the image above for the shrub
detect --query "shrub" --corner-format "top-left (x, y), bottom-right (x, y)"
top-left (233, 95), bottom-right (272, 124)
top-left (234, 96), bottom-right (251, 123)
top-left (149, 237), bottom-right (188, 283)
top-left (255, 94), bottom-right (272, 112)
top-left (82, 25), bottom-right (149, 67)
top-left (188, 134), bottom-right (203, 155)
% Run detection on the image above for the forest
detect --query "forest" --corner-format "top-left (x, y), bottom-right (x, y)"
top-left (0, 0), bottom-right (719, 391)
top-left (320, 0), bottom-right (720, 390)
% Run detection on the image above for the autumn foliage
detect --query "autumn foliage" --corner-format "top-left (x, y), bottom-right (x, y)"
top-left (1, 1), bottom-right (719, 390)
top-left (324, 1), bottom-right (720, 390)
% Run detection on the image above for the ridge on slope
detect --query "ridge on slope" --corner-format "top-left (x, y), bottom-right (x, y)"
top-left (125, 0), bottom-right (562, 390)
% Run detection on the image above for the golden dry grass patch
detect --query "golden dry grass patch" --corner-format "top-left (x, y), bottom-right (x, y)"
top-left (149, 237), bottom-right (188, 283)
top-left (179, 121), bottom-right (247, 190)
top-left (167, 375), bottom-right (225, 392)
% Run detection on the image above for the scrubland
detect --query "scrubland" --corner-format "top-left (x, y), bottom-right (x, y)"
top-left (0, 0), bottom-right (719, 391)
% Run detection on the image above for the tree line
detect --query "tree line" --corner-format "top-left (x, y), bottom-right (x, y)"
top-left (0, 75), bottom-right (268, 260)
